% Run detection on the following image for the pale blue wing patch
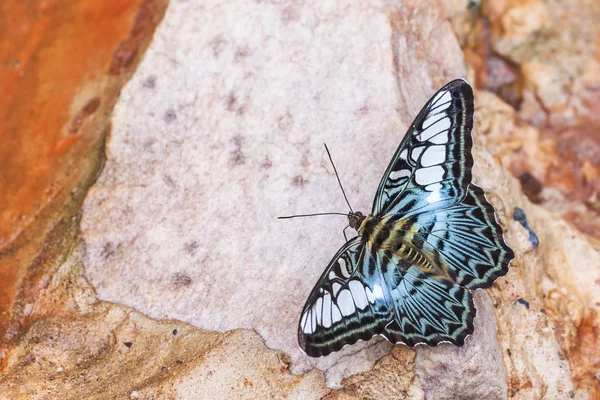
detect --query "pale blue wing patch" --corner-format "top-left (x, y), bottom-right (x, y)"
top-left (409, 184), bottom-right (514, 289)
top-left (379, 256), bottom-right (475, 346)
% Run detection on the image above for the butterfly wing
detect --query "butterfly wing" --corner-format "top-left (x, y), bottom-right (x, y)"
top-left (298, 237), bottom-right (477, 356)
top-left (404, 184), bottom-right (514, 289)
top-left (378, 253), bottom-right (475, 346)
top-left (372, 79), bottom-right (474, 218)
top-left (298, 80), bottom-right (512, 356)
top-left (298, 237), bottom-right (393, 357)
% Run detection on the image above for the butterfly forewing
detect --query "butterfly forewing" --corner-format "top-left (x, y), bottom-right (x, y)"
top-left (298, 237), bottom-right (392, 357)
top-left (372, 79), bottom-right (474, 218)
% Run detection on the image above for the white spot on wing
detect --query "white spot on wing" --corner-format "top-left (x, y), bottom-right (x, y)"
top-left (314, 297), bottom-right (323, 325)
top-left (332, 304), bottom-right (342, 323)
top-left (332, 282), bottom-right (341, 296)
top-left (322, 293), bottom-right (332, 328)
top-left (372, 283), bottom-right (384, 300)
top-left (328, 271), bottom-right (336, 280)
top-left (419, 117), bottom-right (450, 142)
top-left (301, 310), bottom-right (308, 327)
top-left (425, 182), bottom-right (443, 192)
top-left (399, 149), bottom-right (408, 161)
top-left (337, 289), bottom-right (355, 316)
top-left (349, 280), bottom-right (369, 310)
top-left (415, 165), bottom-right (445, 186)
top-left (423, 112), bottom-right (447, 129)
top-left (426, 190), bottom-right (443, 204)
top-left (365, 287), bottom-right (375, 304)
top-left (411, 146), bottom-right (425, 162)
top-left (421, 145), bottom-right (446, 167)
top-left (310, 309), bottom-right (316, 333)
top-left (430, 131), bottom-right (449, 144)
top-left (301, 311), bottom-right (310, 333)
top-left (389, 169), bottom-right (410, 181)
top-left (423, 115), bottom-right (436, 129)
top-left (431, 91), bottom-right (452, 108)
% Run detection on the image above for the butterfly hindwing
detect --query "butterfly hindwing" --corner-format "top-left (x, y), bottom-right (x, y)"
top-left (407, 183), bottom-right (514, 289)
top-left (299, 237), bottom-right (479, 356)
top-left (372, 79), bottom-right (474, 217)
top-left (378, 254), bottom-right (475, 346)
top-left (298, 237), bottom-right (392, 357)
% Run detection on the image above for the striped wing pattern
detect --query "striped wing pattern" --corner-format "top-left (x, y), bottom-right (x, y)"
top-left (299, 238), bottom-right (476, 356)
top-left (379, 260), bottom-right (474, 347)
top-left (372, 79), bottom-right (474, 218)
top-left (409, 184), bottom-right (514, 290)
top-left (298, 79), bottom-right (513, 357)
top-left (299, 238), bottom-right (392, 357)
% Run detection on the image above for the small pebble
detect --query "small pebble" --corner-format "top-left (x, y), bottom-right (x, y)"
top-left (516, 298), bottom-right (530, 309)
top-left (56, 367), bottom-right (63, 373)
top-left (130, 391), bottom-right (139, 399)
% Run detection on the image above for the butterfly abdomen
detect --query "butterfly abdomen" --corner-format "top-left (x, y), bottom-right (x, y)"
top-left (360, 215), bottom-right (443, 277)
top-left (396, 242), bottom-right (432, 272)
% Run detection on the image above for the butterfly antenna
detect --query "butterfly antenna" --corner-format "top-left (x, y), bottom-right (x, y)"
top-left (324, 143), bottom-right (354, 213)
top-left (278, 212), bottom-right (348, 220)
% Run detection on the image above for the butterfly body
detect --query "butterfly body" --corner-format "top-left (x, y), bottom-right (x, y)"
top-left (297, 80), bottom-right (514, 357)
top-left (356, 213), bottom-right (454, 284)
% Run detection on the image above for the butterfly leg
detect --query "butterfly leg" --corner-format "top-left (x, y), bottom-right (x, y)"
top-left (342, 224), bottom-right (351, 242)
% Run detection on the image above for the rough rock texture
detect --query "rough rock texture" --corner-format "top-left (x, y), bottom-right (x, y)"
top-left (415, 292), bottom-right (508, 399)
top-left (80, 0), bottom-right (469, 383)
top-left (454, 0), bottom-right (600, 240)
top-left (1, 0), bottom-right (599, 399)
top-left (474, 91), bottom-right (600, 399)
top-left (0, 0), bottom-right (158, 332)
top-left (0, 244), bottom-right (328, 399)
top-left (460, 0), bottom-right (600, 128)
top-left (455, 0), bottom-right (600, 394)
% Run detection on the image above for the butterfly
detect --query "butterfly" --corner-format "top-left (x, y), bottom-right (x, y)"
top-left (297, 79), bottom-right (514, 357)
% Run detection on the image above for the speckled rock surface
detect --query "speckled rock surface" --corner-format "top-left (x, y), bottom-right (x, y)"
top-left (0, 245), bottom-right (328, 399)
top-left (2, 0), bottom-right (599, 399)
top-left (415, 291), bottom-right (508, 400)
top-left (455, 0), bottom-right (600, 241)
top-left (79, 0), bottom-right (469, 382)
top-left (474, 90), bottom-right (600, 399)
top-left (481, 0), bottom-right (599, 128)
